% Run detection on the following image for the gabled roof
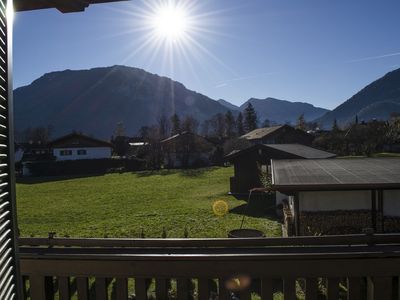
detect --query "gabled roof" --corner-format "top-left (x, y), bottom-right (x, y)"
top-left (272, 158), bottom-right (400, 191)
top-left (48, 133), bottom-right (112, 148)
top-left (240, 125), bottom-right (285, 140)
top-left (225, 144), bottom-right (336, 161)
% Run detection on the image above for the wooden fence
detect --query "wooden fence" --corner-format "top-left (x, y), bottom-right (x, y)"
top-left (18, 233), bottom-right (400, 300)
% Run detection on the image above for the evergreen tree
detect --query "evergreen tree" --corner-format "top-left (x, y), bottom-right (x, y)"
top-left (296, 114), bottom-right (306, 131)
top-left (225, 110), bottom-right (236, 138)
top-left (355, 115), bottom-right (359, 125)
top-left (332, 118), bottom-right (339, 132)
top-left (170, 114), bottom-right (181, 135)
top-left (236, 112), bottom-right (244, 136)
top-left (243, 103), bottom-right (258, 132)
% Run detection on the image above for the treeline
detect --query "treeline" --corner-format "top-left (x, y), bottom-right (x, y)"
top-left (134, 102), bottom-right (259, 142)
top-left (313, 114), bottom-right (400, 156)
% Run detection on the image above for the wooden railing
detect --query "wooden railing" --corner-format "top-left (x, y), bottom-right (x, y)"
top-left (18, 233), bottom-right (400, 300)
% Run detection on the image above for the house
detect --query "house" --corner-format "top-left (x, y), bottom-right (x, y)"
top-left (225, 144), bottom-right (336, 194)
top-left (271, 158), bottom-right (400, 236)
top-left (48, 133), bottom-right (113, 161)
top-left (19, 141), bottom-right (53, 162)
top-left (161, 132), bottom-right (214, 168)
top-left (241, 125), bottom-right (314, 145)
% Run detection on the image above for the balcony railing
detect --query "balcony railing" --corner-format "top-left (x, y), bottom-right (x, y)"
top-left (18, 233), bottom-right (400, 300)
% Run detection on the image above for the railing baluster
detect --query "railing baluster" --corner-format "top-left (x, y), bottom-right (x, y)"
top-left (347, 277), bottom-right (361, 300)
top-left (198, 278), bottom-right (210, 300)
top-left (283, 277), bottom-right (297, 300)
top-left (58, 277), bottom-right (70, 300)
top-left (45, 276), bottom-right (55, 300)
top-left (77, 277), bottom-right (89, 300)
top-left (176, 278), bottom-right (190, 300)
top-left (95, 277), bottom-right (107, 300)
top-left (239, 288), bottom-right (251, 300)
top-left (135, 278), bottom-right (148, 300)
top-left (116, 278), bottom-right (128, 300)
top-left (261, 278), bottom-right (273, 300)
top-left (218, 278), bottom-right (230, 300)
top-left (367, 277), bottom-right (392, 300)
top-left (305, 278), bottom-right (318, 300)
top-left (156, 278), bottom-right (168, 300)
top-left (327, 278), bottom-right (339, 300)
top-left (29, 275), bottom-right (46, 300)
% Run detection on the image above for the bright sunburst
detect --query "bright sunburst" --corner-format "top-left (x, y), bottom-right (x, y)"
top-left (151, 4), bottom-right (189, 41)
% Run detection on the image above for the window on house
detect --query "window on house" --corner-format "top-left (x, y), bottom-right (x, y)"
top-left (60, 150), bottom-right (72, 156)
top-left (77, 149), bottom-right (87, 155)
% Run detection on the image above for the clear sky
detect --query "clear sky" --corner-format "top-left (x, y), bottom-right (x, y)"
top-left (12, 0), bottom-right (400, 110)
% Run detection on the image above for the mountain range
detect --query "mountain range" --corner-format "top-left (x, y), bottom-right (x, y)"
top-left (13, 65), bottom-right (328, 139)
top-left (316, 68), bottom-right (400, 128)
top-left (14, 65), bottom-right (400, 139)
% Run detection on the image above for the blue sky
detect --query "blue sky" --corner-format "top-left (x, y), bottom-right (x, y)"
top-left (13, 0), bottom-right (400, 110)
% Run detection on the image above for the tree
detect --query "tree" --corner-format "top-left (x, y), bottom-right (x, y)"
top-left (182, 115), bottom-right (199, 133)
top-left (332, 119), bottom-right (339, 132)
top-left (296, 114), bottom-right (306, 131)
top-left (157, 114), bottom-right (170, 139)
top-left (355, 115), bottom-right (359, 125)
top-left (170, 114), bottom-right (181, 135)
top-left (243, 103), bottom-right (258, 132)
top-left (225, 110), bottom-right (236, 138)
top-left (210, 113), bottom-right (226, 139)
top-left (22, 126), bottom-right (53, 143)
top-left (201, 120), bottom-right (211, 137)
top-left (114, 122), bottom-right (126, 137)
top-left (236, 112), bottom-right (244, 136)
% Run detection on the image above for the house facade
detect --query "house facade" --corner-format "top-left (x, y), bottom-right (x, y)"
top-left (225, 144), bottom-right (336, 194)
top-left (271, 158), bottom-right (400, 236)
top-left (241, 125), bottom-right (314, 145)
top-left (48, 133), bottom-right (113, 161)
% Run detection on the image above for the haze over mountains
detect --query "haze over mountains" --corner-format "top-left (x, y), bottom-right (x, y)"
top-left (13, 65), bottom-right (400, 140)
top-left (13, 65), bottom-right (328, 139)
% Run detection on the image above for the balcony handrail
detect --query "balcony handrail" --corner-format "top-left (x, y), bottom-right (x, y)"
top-left (18, 232), bottom-right (400, 248)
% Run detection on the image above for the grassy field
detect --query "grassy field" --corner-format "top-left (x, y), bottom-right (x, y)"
top-left (16, 167), bottom-right (281, 238)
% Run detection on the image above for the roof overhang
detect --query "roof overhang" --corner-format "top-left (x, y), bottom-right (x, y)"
top-left (14, 0), bottom-right (129, 13)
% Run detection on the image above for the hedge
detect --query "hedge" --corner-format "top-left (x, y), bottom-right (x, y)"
top-left (24, 158), bottom-right (146, 177)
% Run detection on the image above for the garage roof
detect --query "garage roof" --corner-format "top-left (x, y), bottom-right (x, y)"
top-left (271, 158), bottom-right (400, 191)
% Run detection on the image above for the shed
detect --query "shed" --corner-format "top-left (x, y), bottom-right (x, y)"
top-left (271, 158), bottom-right (400, 236)
top-left (225, 144), bottom-right (336, 194)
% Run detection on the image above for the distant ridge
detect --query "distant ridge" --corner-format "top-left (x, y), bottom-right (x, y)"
top-left (14, 65), bottom-right (330, 140)
top-left (241, 97), bottom-right (329, 125)
top-left (316, 68), bottom-right (400, 128)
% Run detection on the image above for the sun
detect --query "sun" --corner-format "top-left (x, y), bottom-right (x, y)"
top-left (151, 4), bottom-right (189, 42)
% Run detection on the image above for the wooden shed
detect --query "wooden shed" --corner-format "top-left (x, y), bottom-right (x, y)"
top-left (225, 144), bottom-right (336, 195)
top-left (272, 158), bottom-right (400, 236)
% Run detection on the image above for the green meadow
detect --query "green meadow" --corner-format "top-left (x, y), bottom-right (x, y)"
top-left (16, 167), bottom-right (281, 238)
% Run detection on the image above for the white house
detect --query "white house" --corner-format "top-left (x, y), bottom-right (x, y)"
top-left (48, 133), bottom-right (113, 161)
top-left (271, 158), bottom-right (400, 236)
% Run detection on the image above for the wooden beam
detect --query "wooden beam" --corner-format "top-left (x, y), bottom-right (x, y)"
top-left (294, 193), bottom-right (300, 236)
top-left (14, 0), bottom-right (129, 13)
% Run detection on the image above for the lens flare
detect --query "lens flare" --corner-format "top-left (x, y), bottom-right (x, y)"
top-left (212, 200), bottom-right (229, 217)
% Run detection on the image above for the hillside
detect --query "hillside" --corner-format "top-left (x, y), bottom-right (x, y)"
top-left (240, 97), bottom-right (329, 124)
top-left (14, 65), bottom-right (230, 139)
top-left (316, 68), bottom-right (400, 128)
